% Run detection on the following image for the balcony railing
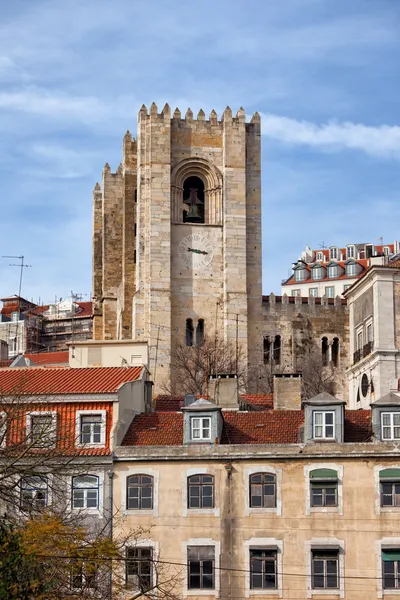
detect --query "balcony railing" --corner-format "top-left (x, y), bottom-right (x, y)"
top-left (353, 341), bottom-right (374, 365)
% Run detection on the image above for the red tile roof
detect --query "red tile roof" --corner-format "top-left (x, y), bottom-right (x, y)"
top-left (123, 412), bottom-right (184, 446)
top-left (0, 366), bottom-right (143, 395)
top-left (23, 351), bottom-right (69, 366)
top-left (283, 260), bottom-right (369, 287)
top-left (240, 394), bottom-right (273, 409)
top-left (122, 408), bottom-right (372, 446)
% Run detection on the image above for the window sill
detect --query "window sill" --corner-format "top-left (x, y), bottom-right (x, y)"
top-left (184, 508), bottom-right (220, 518)
top-left (245, 507), bottom-right (280, 517)
top-left (123, 509), bottom-right (157, 517)
top-left (72, 507), bottom-right (102, 517)
top-left (310, 507), bottom-right (339, 514)
top-left (184, 590), bottom-right (219, 597)
top-left (247, 589), bottom-right (281, 597)
top-left (75, 442), bottom-right (106, 449)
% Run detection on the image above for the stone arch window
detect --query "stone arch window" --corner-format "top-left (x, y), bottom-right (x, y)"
top-left (183, 176), bottom-right (205, 223)
top-left (186, 319), bottom-right (194, 346)
top-left (196, 319), bottom-right (205, 346)
top-left (332, 337), bottom-right (339, 366)
top-left (263, 336), bottom-right (271, 364)
top-left (322, 337), bottom-right (329, 366)
top-left (273, 335), bottom-right (281, 365)
top-left (171, 158), bottom-right (223, 225)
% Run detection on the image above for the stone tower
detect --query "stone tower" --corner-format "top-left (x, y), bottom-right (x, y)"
top-left (92, 103), bottom-right (262, 392)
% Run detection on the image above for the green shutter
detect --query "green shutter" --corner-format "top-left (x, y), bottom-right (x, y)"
top-left (382, 551), bottom-right (400, 562)
top-left (309, 468), bottom-right (338, 480)
top-left (380, 468), bottom-right (400, 481)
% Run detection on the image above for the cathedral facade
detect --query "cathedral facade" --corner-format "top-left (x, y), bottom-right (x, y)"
top-left (92, 103), bottom-right (263, 391)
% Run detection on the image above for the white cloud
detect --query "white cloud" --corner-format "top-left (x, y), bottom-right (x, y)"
top-left (261, 113), bottom-right (400, 159)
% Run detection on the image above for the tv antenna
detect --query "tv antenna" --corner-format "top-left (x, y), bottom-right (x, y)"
top-left (2, 255), bottom-right (32, 356)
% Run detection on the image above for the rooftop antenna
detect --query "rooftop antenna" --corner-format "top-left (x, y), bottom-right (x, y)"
top-left (318, 242), bottom-right (327, 250)
top-left (2, 255), bottom-right (32, 356)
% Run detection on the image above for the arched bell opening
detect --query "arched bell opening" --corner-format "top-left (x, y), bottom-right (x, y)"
top-left (183, 176), bottom-right (205, 224)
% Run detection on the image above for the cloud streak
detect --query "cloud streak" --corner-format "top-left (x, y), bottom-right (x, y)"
top-left (261, 114), bottom-right (400, 159)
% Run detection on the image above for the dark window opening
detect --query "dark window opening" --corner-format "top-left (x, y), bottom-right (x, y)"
top-left (332, 338), bottom-right (339, 367)
top-left (383, 552), bottom-right (400, 589)
top-left (183, 176), bottom-right (205, 224)
top-left (186, 319), bottom-right (194, 346)
top-left (250, 473), bottom-right (276, 508)
top-left (263, 336), bottom-right (271, 364)
top-left (196, 319), bottom-right (205, 346)
top-left (188, 474), bottom-right (214, 509)
top-left (357, 388), bottom-right (361, 403)
top-left (126, 547), bottom-right (152, 591)
top-left (134, 223), bottom-right (137, 236)
top-left (311, 482), bottom-right (338, 507)
top-left (361, 373), bottom-right (369, 398)
top-left (250, 549), bottom-right (277, 589)
top-left (70, 562), bottom-right (97, 590)
top-left (134, 189), bottom-right (137, 202)
top-left (187, 546), bottom-right (215, 590)
top-left (134, 250), bottom-right (137, 264)
top-left (312, 550), bottom-right (339, 589)
top-left (273, 335), bottom-right (281, 364)
top-left (322, 337), bottom-right (329, 366)
top-left (126, 475), bottom-right (153, 510)
top-left (381, 481), bottom-right (400, 507)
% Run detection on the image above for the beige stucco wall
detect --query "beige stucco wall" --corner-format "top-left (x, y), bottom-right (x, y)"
top-left (113, 449), bottom-right (400, 599)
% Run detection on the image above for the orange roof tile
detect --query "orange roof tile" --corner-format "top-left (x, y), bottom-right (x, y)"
top-left (23, 351), bottom-right (69, 365)
top-left (0, 366), bottom-right (142, 395)
top-left (122, 409), bottom-right (372, 446)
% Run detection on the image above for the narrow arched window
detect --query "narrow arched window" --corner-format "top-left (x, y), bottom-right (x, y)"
top-left (188, 474), bottom-right (214, 509)
top-left (273, 335), bottom-right (281, 364)
top-left (249, 473), bottom-right (276, 508)
top-left (263, 336), bottom-right (271, 364)
top-left (127, 474), bottom-right (153, 510)
top-left (322, 337), bottom-right (329, 366)
top-left (183, 176), bottom-right (205, 223)
top-left (196, 319), bottom-right (205, 346)
top-left (186, 319), bottom-right (194, 346)
top-left (332, 338), bottom-right (339, 366)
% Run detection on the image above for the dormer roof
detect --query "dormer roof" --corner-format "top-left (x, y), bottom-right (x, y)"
top-left (371, 392), bottom-right (400, 407)
top-left (302, 391), bottom-right (346, 406)
top-left (181, 397), bottom-right (220, 412)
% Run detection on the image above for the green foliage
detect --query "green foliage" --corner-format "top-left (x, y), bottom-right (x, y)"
top-left (0, 518), bottom-right (50, 599)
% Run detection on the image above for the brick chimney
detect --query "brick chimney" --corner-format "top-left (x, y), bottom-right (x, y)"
top-left (209, 374), bottom-right (239, 409)
top-left (273, 374), bottom-right (301, 410)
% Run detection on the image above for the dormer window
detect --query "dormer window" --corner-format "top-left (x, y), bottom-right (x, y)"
top-left (381, 413), bottom-right (400, 441)
top-left (312, 266), bottom-right (323, 281)
top-left (313, 411), bottom-right (335, 440)
top-left (191, 416), bottom-right (211, 441)
top-left (346, 246), bottom-right (355, 259)
top-left (327, 265), bottom-right (338, 279)
top-left (316, 252), bottom-right (324, 262)
top-left (346, 262), bottom-right (356, 277)
top-left (330, 247), bottom-right (338, 260)
top-left (294, 268), bottom-right (307, 282)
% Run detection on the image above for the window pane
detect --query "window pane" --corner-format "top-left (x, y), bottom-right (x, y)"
top-left (314, 413), bottom-right (323, 426)
top-left (73, 491), bottom-right (84, 508)
top-left (311, 488), bottom-right (323, 507)
top-left (325, 413), bottom-right (334, 425)
top-left (314, 425), bottom-right (323, 438)
top-left (394, 414), bottom-right (400, 426)
top-left (325, 425), bottom-right (334, 438)
top-left (141, 496), bottom-right (152, 509)
top-left (382, 414), bottom-right (391, 426)
top-left (325, 488), bottom-right (337, 506)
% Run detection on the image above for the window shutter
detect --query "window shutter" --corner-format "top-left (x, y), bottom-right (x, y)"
top-left (382, 551), bottom-right (400, 561)
top-left (380, 469), bottom-right (400, 480)
top-left (88, 347), bottom-right (102, 365)
top-left (310, 468), bottom-right (338, 480)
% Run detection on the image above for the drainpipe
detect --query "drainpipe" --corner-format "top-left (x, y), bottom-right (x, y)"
top-left (107, 468), bottom-right (114, 600)
top-left (223, 462), bottom-right (233, 600)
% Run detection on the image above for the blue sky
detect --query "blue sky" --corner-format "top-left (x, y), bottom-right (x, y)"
top-left (0, 0), bottom-right (399, 304)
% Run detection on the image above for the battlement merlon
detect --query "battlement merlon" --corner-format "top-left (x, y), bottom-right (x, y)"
top-left (136, 102), bottom-right (261, 129)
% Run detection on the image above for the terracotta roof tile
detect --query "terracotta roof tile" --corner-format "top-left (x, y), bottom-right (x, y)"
top-left (23, 351), bottom-right (69, 365)
top-left (122, 408), bottom-right (372, 447)
top-left (0, 366), bottom-right (142, 395)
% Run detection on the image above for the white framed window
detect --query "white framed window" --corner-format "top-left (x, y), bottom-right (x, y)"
top-left (182, 538), bottom-right (220, 597)
top-left (122, 468), bottom-right (159, 516)
top-left (294, 269), bottom-right (307, 282)
top-left (72, 474), bottom-right (100, 511)
top-left (383, 246), bottom-right (390, 256)
top-left (381, 413), bottom-right (400, 441)
top-left (244, 539), bottom-right (284, 598)
top-left (20, 475), bottom-right (49, 512)
top-left (325, 286), bottom-right (335, 298)
top-left (305, 464), bottom-right (344, 516)
top-left (244, 467), bottom-right (282, 517)
top-left (191, 417), bottom-right (211, 441)
top-left (316, 252), bottom-right (324, 261)
top-left (346, 263), bottom-right (356, 277)
top-left (313, 411), bottom-right (335, 440)
top-left (312, 267), bottom-right (323, 280)
top-left (75, 410), bottom-right (106, 448)
top-left (26, 411), bottom-right (57, 448)
top-left (330, 247), bottom-right (338, 260)
top-left (327, 266), bottom-right (338, 279)
top-left (291, 289), bottom-right (301, 297)
top-left (356, 329), bottom-right (363, 350)
top-left (306, 539), bottom-right (345, 598)
top-left (182, 467), bottom-right (220, 517)
top-left (346, 246), bottom-right (355, 259)
top-left (309, 288), bottom-right (318, 297)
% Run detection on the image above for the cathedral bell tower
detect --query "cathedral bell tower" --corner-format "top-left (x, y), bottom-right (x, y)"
top-left (92, 103), bottom-right (262, 393)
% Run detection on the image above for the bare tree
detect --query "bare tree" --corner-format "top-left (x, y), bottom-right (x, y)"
top-left (164, 337), bottom-right (247, 396)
